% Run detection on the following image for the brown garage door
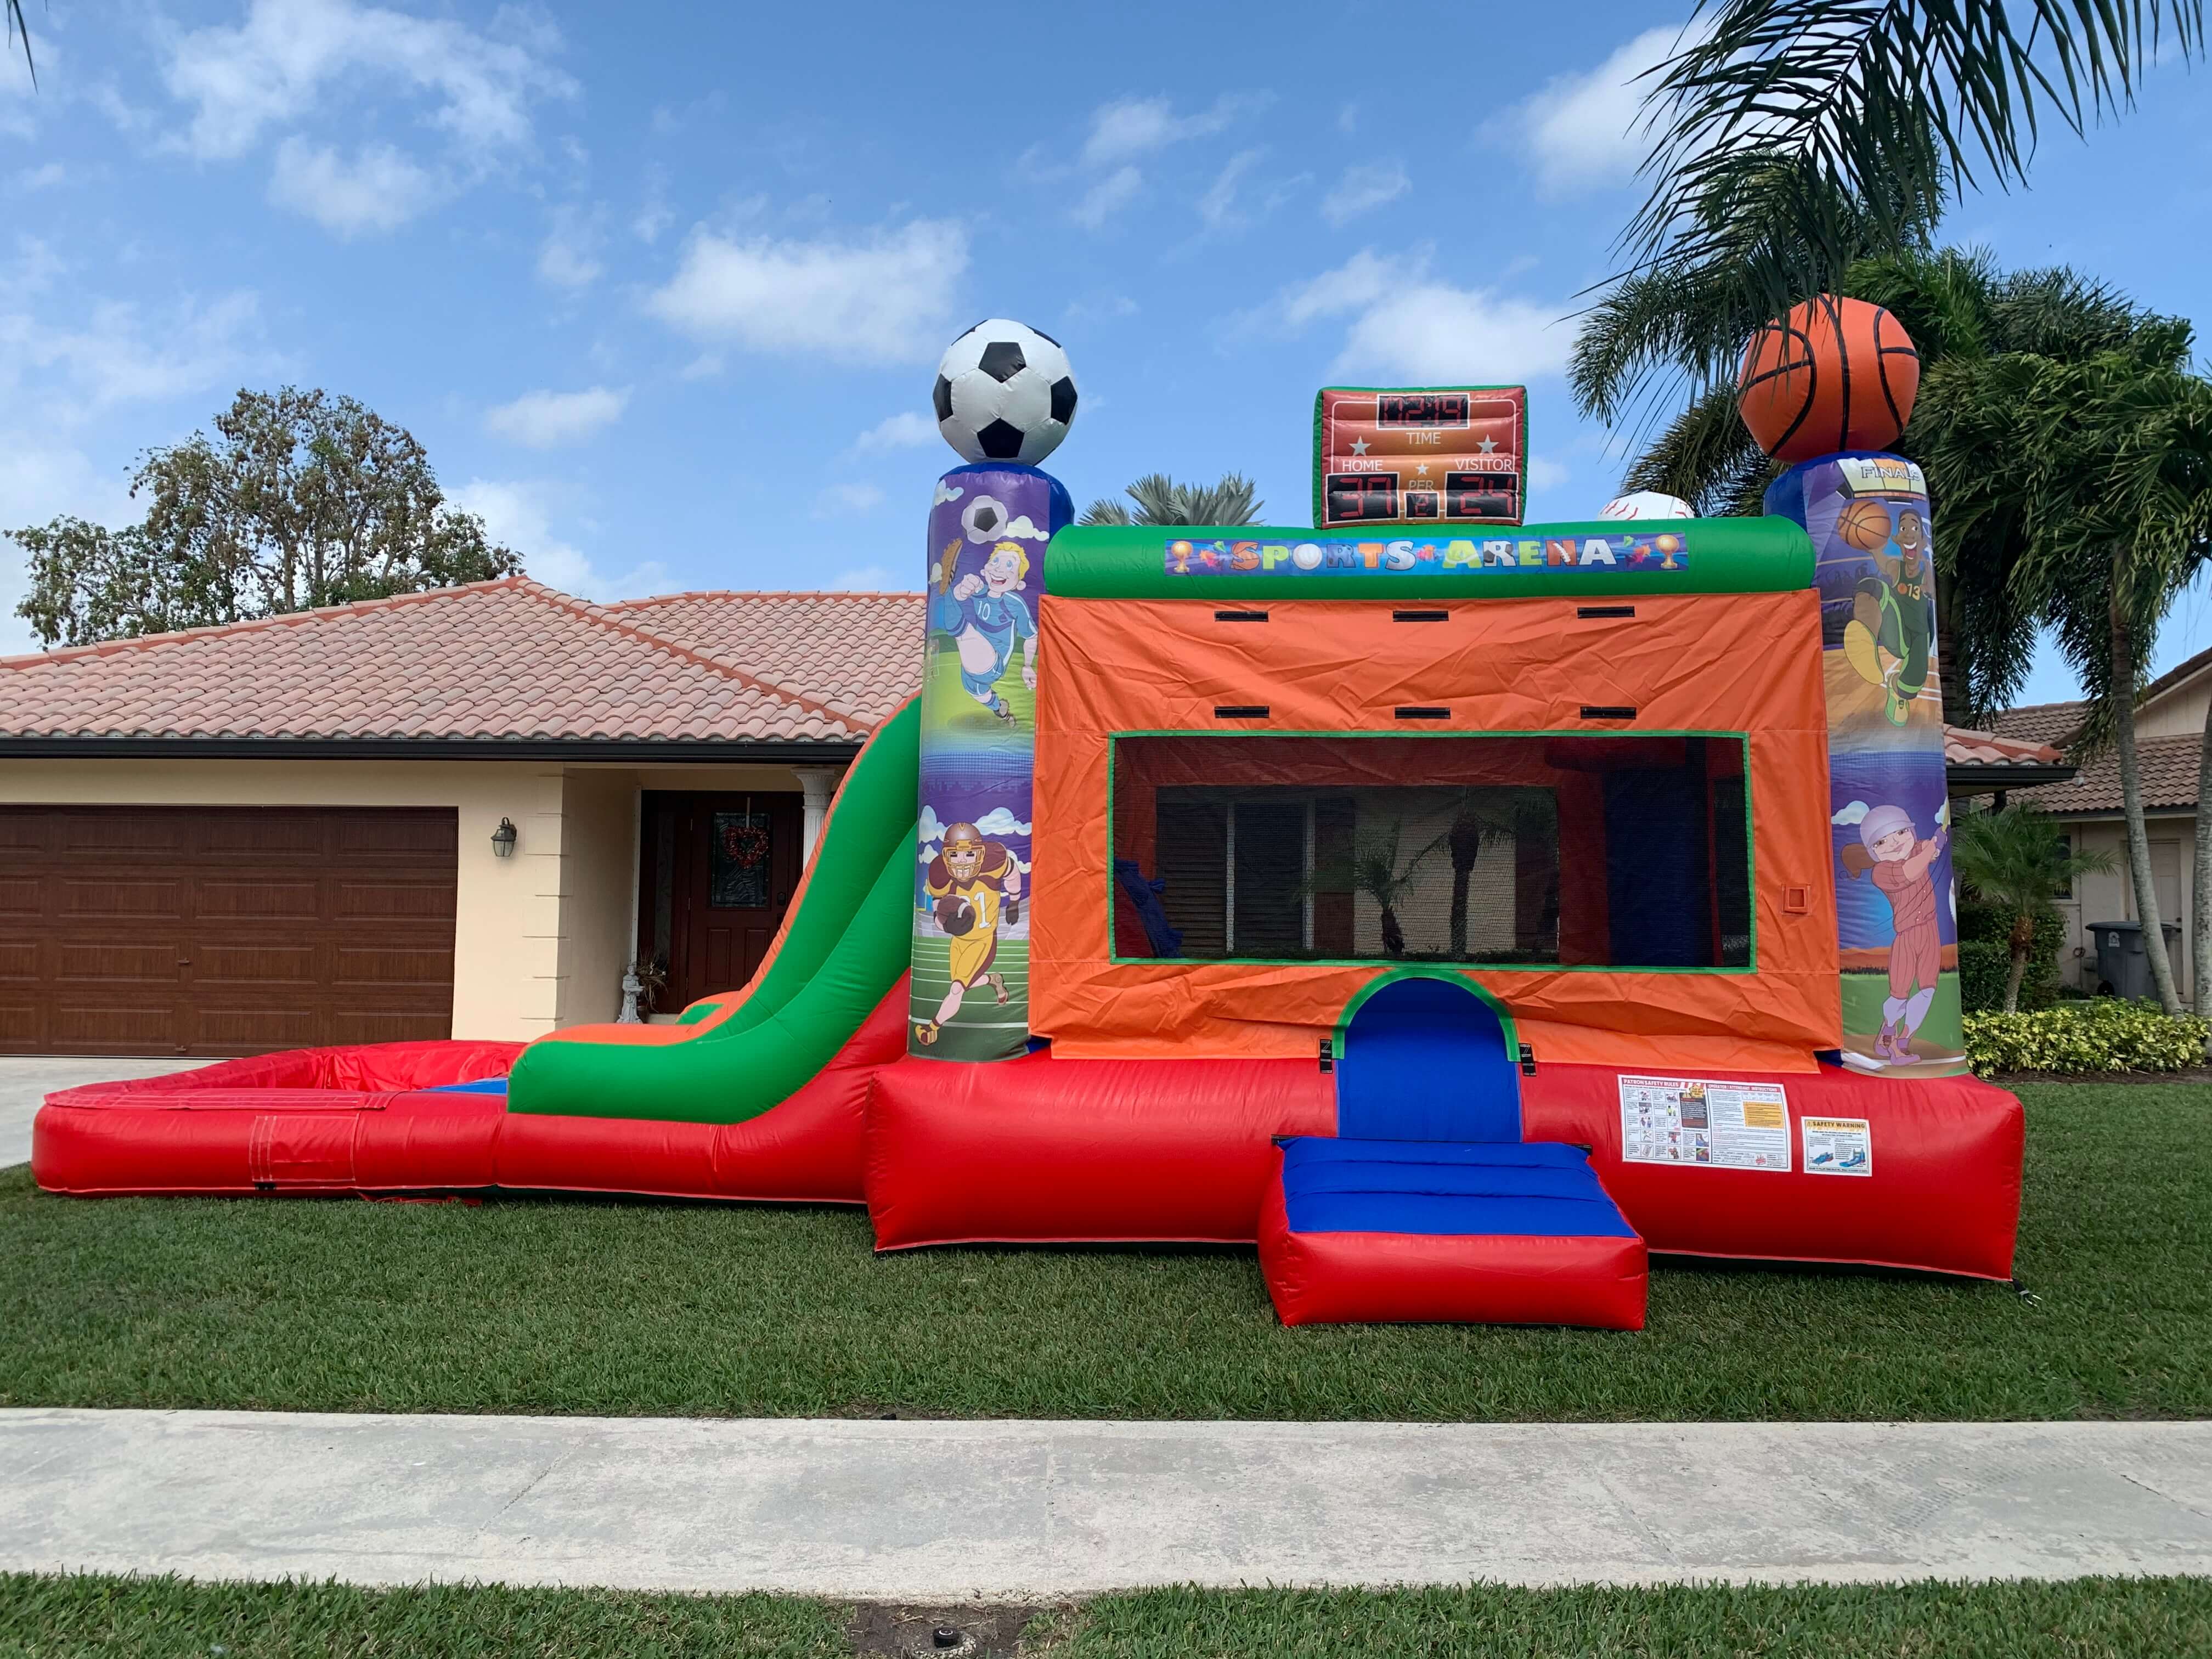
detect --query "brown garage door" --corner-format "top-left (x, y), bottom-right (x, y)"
top-left (0, 806), bottom-right (458, 1057)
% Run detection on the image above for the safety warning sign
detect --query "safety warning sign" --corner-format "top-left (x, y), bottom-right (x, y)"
top-left (1801, 1115), bottom-right (1873, 1176)
top-left (1618, 1076), bottom-right (1792, 1171)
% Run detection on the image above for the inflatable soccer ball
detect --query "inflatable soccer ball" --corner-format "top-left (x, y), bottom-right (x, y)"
top-left (933, 319), bottom-right (1078, 466)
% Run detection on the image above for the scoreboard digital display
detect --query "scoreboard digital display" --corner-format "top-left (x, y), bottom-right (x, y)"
top-left (1314, 385), bottom-right (1528, 529)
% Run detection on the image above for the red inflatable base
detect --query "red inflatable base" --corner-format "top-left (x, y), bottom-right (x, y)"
top-left (1521, 1062), bottom-right (2023, 1282)
top-left (866, 1051), bottom-right (1334, 1248)
top-left (31, 985), bottom-right (909, 1204)
top-left (1258, 1181), bottom-right (1649, 1330)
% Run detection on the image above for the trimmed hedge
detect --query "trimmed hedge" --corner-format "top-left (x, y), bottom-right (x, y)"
top-left (1964, 999), bottom-right (2211, 1075)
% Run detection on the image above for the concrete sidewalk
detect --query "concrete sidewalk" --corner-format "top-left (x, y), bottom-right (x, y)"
top-left (0, 1058), bottom-right (205, 1169)
top-left (4, 1410), bottom-right (2209, 1597)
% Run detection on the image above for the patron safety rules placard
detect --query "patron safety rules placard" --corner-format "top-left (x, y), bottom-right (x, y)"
top-left (1619, 1076), bottom-right (1792, 1171)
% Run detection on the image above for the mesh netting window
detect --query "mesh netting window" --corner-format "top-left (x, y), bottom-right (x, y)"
top-left (1111, 734), bottom-right (1751, 969)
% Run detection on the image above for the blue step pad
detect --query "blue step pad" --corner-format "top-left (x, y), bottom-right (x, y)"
top-left (1260, 1137), bottom-right (1647, 1329)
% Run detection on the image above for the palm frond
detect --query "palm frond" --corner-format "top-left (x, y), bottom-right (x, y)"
top-left (1619, 384), bottom-right (1779, 515)
top-left (1628, 1), bottom-right (2205, 302)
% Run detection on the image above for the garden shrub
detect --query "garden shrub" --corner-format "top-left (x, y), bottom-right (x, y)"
top-left (1956, 901), bottom-right (2065, 1011)
top-left (1964, 999), bottom-right (2211, 1074)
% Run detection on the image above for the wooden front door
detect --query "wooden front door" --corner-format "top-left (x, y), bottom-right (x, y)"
top-left (639, 791), bottom-right (803, 1013)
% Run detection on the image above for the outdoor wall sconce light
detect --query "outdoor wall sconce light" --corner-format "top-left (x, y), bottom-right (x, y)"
top-left (490, 817), bottom-right (518, 859)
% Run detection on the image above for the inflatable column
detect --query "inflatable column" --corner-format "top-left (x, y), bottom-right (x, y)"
top-left (908, 321), bottom-right (1078, 1061)
top-left (1764, 453), bottom-right (1963, 1077)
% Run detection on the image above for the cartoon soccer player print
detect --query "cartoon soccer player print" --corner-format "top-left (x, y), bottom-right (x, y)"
top-left (913, 821), bottom-right (1020, 1046)
top-left (930, 539), bottom-right (1037, 724)
top-left (1838, 803), bottom-right (1949, 1063)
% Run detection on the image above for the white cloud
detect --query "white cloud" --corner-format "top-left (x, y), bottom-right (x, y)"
top-left (450, 477), bottom-right (664, 604)
top-left (826, 564), bottom-right (916, 592)
top-left (537, 204), bottom-right (603, 288)
top-left (0, 290), bottom-right (266, 420)
top-left (0, 438), bottom-right (144, 653)
top-left (1510, 24), bottom-right (1688, 196)
top-left (484, 386), bottom-right (630, 449)
top-left (918, 804), bottom-right (945, 845)
top-left (1071, 165), bottom-right (1143, 230)
top-left (1832, 800), bottom-right (1871, 827)
top-left (932, 479), bottom-right (964, 506)
top-left (1000, 515), bottom-right (1049, 542)
top-left (973, 808), bottom-right (1032, 838)
top-left (1277, 249), bottom-right (1571, 383)
top-left (647, 219), bottom-right (967, 364)
top-left (165, 0), bottom-right (573, 240)
top-left (812, 483), bottom-right (886, 518)
top-left (1080, 93), bottom-right (1261, 166)
top-left (1198, 149), bottom-right (1263, 229)
top-left (1528, 455), bottom-right (1570, 490)
top-left (1321, 161), bottom-right (1409, 225)
top-left (851, 411), bottom-right (936, 454)
top-left (165, 0), bottom-right (574, 162)
top-left (267, 138), bottom-right (443, 236)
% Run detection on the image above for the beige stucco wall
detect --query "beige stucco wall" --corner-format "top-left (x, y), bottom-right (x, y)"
top-left (0, 757), bottom-right (850, 1045)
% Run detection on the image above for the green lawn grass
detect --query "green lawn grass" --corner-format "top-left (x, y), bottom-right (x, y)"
top-left (2, 1083), bottom-right (2205, 1420)
top-left (4, 1574), bottom-right (2208, 1658)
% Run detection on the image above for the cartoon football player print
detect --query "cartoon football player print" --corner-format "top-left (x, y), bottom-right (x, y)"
top-left (913, 821), bottom-right (1020, 1046)
top-left (930, 539), bottom-right (1037, 724)
top-left (1838, 804), bottom-right (1949, 1063)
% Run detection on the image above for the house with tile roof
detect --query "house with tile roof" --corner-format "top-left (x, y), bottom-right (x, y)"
top-left (0, 578), bottom-right (922, 1054)
top-left (1989, 644), bottom-right (2212, 999)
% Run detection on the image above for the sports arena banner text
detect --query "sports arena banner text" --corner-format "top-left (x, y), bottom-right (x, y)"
top-left (1164, 529), bottom-right (1688, 578)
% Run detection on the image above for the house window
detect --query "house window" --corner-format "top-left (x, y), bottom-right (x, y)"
top-left (1115, 732), bottom-right (1752, 970)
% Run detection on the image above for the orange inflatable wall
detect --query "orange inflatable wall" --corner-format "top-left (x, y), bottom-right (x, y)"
top-left (1030, 592), bottom-right (1841, 1073)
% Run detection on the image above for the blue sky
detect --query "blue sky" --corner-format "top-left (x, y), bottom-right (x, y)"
top-left (2, 1), bottom-right (2206, 706)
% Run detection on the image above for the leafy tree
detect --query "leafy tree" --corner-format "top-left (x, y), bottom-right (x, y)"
top-left (11, 388), bottom-right (520, 648)
top-left (1079, 472), bottom-right (1263, 527)
top-left (1309, 819), bottom-right (1442, 959)
top-left (1627, 2), bottom-right (2204, 307)
top-left (1950, 805), bottom-right (2113, 1011)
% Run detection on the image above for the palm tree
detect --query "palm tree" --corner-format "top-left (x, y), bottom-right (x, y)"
top-left (1079, 473), bottom-right (1263, 527)
top-left (1626, 3), bottom-right (2204, 308)
top-left (1950, 805), bottom-right (2114, 1012)
top-left (1310, 819), bottom-right (1444, 959)
top-left (1997, 329), bottom-right (2212, 1014)
top-left (1581, 244), bottom-right (2155, 727)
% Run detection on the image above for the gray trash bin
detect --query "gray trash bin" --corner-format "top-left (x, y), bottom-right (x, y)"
top-left (2089, 919), bottom-right (2183, 999)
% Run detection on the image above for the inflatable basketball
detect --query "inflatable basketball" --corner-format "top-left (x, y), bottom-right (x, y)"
top-left (1739, 295), bottom-right (1920, 464)
top-left (1836, 497), bottom-right (1893, 551)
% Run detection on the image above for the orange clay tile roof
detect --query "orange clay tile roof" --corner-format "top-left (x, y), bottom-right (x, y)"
top-left (599, 590), bottom-right (923, 729)
top-left (0, 577), bottom-right (916, 744)
top-left (1990, 699), bottom-right (2088, 748)
top-left (1942, 725), bottom-right (2069, 769)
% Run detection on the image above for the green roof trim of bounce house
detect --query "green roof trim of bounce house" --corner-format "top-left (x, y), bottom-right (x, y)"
top-left (1044, 517), bottom-right (1814, 601)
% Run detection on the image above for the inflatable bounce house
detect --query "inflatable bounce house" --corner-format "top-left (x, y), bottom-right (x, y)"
top-left (33, 299), bottom-right (2025, 1330)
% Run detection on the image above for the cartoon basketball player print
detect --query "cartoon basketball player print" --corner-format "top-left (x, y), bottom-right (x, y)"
top-left (913, 821), bottom-right (1021, 1046)
top-left (930, 539), bottom-right (1037, 724)
top-left (1838, 803), bottom-right (1949, 1063)
top-left (1839, 501), bottom-right (1936, 726)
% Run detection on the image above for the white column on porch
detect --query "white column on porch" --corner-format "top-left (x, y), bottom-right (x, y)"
top-left (792, 766), bottom-right (843, 867)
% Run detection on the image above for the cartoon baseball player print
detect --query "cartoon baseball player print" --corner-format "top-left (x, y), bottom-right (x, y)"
top-left (930, 539), bottom-right (1037, 724)
top-left (1838, 803), bottom-right (1949, 1063)
top-left (913, 821), bottom-right (1020, 1046)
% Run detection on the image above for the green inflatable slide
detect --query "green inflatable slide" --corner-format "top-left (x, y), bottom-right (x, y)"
top-left (506, 697), bottom-right (920, 1124)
